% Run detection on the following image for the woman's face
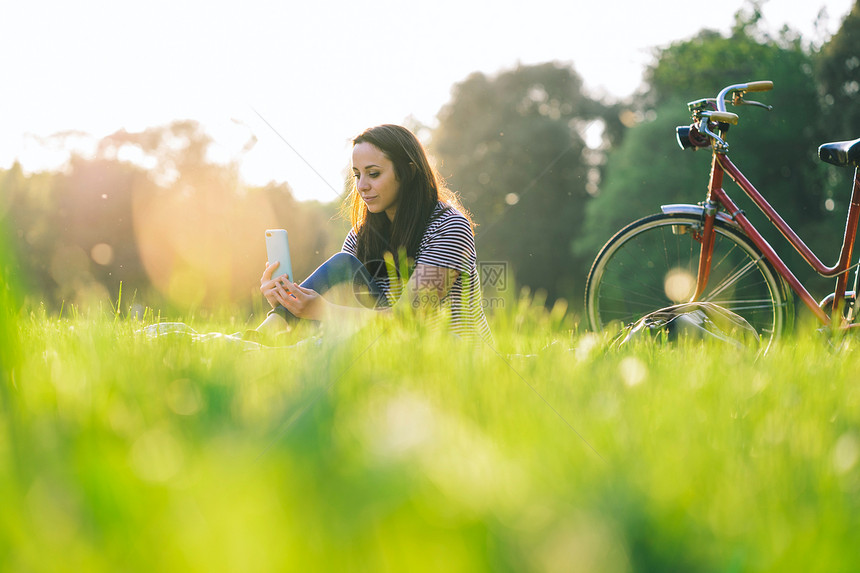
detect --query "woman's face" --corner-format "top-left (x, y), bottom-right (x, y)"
top-left (352, 142), bottom-right (401, 221)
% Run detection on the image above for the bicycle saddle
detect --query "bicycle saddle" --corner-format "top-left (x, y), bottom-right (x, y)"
top-left (819, 138), bottom-right (860, 167)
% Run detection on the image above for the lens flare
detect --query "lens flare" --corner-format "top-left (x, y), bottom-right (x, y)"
top-left (90, 243), bottom-right (114, 266)
top-left (664, 268), bottom-right (696, 303)
top-left (619, 356), bottom-right (647, 387)
top-left (133, 186), bottom-right (277, 308)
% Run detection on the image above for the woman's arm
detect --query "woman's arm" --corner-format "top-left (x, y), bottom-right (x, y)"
top-left (269, 262), bottom-right (458, 324)
top-left (268, 263), bottom-right (459, 325)
top-left (262, 209), bottom-right (466, 325)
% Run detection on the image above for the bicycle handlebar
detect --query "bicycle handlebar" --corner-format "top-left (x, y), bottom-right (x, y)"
top-left (709, 111), bottom-right (739, 125)
top-left (678, 81), bottom-right (774, 151)
top-left (716, 80), bottom-right (773, 112)
top-left (745, 80), bottom-right (774, 92)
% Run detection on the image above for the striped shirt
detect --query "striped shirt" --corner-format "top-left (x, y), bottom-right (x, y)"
top-left (342, 202), bottom-right (493, 343)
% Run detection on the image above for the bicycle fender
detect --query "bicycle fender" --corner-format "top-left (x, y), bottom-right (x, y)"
top-left (660, 203), bottom-right (739, 228)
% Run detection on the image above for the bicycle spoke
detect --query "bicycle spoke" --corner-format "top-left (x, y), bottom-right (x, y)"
top-left (704, 257), bottom-right (761, 301)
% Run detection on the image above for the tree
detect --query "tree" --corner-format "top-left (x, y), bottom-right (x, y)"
top-left (432, 62), bottom-right (617, 303)
top-left (814, 0), bottom-right (860, 205)
top-left (816, 0), bottom-right (860, 141)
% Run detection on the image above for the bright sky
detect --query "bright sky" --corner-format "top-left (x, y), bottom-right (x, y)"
top-left (0, 0), bottom-right (853, 202)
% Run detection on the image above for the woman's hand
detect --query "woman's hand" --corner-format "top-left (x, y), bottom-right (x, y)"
top-left (260, 262), bottom-right (285, 310)
top-left (260, 262), bottom-right (329, 321)
top-left (277, 282), bottom-right (329, 321)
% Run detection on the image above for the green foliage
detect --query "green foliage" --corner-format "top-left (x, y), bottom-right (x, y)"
top-left (816, 0), bottom-right (860, 141)
top-left (583, 9), bottom-right (847, 299)
top-left (432, 63), bottom-right (617, 304)
top-left (814, 0), bottom-right (860, 205)
top-left (0, 198), bottom-right (23, 364)
top-left (3, 308), bottom-right (860, 570)
top-left (644, 3), bottom-right (805, 107)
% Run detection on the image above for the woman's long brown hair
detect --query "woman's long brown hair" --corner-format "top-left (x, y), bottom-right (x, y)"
top-left (346, 124), bottom-right (471, 280)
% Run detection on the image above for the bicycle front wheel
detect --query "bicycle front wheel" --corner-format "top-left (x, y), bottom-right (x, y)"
top-left (584, 213), bottom-right (793, 344)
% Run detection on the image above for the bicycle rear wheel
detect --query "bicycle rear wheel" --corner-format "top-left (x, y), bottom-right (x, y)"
top-left (584, 213), bottom-right (793, 345)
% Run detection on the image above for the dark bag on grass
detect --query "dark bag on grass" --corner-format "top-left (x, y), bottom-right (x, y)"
top-left (614, 302), bottom-right (760, 349)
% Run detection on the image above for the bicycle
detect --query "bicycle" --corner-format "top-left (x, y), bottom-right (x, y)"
top-left (584, 80), bottom-right (860, 347)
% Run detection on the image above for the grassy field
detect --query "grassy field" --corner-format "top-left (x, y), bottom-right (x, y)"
top-left (2, 289), bottom-right (860, 572)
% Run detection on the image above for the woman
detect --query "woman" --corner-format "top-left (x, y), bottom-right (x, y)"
top-left (257, 124), bottom-right (492, 344)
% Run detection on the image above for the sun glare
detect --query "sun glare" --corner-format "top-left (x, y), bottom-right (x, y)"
top-left (664, 268), bottom-right (696, 303)
top-left (133, 184), bottom-right (278, 308)
top-left (90, 243), bottom-right (114, 266)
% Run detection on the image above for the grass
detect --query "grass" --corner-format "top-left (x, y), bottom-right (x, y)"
top-left (2, 293), bottom-right (860, 572)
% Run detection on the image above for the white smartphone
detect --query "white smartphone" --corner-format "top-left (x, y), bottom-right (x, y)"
top-left (265, 229), bottom-right (293, 282)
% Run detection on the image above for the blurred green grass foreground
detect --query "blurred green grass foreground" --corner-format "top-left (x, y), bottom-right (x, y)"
top-left (3, 285), bottom-right (860, 571)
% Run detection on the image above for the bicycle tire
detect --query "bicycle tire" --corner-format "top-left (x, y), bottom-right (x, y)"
top-left (584, 213), bottom-right (794, 345)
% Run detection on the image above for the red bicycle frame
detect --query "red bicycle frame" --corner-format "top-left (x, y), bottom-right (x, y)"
top-left (694, 152), bottom-right (860, 327)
